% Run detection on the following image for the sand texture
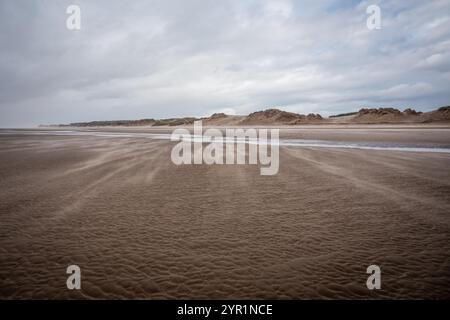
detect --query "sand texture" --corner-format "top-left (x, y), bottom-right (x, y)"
top-left (0, 128), bottom-right (450, 299)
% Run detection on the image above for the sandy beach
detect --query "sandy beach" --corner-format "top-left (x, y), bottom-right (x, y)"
top-left (1, 126), bottom-right (450, 299)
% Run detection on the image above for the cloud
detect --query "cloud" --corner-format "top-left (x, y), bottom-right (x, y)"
top-left (0, 0), bottom-right (449, 126)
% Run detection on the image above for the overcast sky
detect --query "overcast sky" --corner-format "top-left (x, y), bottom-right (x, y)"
top-left (0, 0), bottom-right (449, 127)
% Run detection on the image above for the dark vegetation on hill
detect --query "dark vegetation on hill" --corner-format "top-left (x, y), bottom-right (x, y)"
top-left (329, 112), bottom-right (359, 118)
top-left (68, 119), bottom-right (156, 127)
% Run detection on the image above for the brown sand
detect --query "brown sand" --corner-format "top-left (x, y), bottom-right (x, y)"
top-left (0, 128), bottom-right (450, 299)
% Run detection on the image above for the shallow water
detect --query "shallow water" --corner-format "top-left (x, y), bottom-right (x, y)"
top-left (2, 129), bottom-right (450, 153)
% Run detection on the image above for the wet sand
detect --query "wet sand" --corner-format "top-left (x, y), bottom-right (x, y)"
top-left (0, 127), bottom-right (450, 299)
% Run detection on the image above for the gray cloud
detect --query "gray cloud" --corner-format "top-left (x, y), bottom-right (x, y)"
top-left (0, 0), bottom-right (449, 126)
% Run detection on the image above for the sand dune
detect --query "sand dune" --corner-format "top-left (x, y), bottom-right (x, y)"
top-left (48, 106), bottom-right (450, 128)
top-left (0, 129), bottom-right (450, 299)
